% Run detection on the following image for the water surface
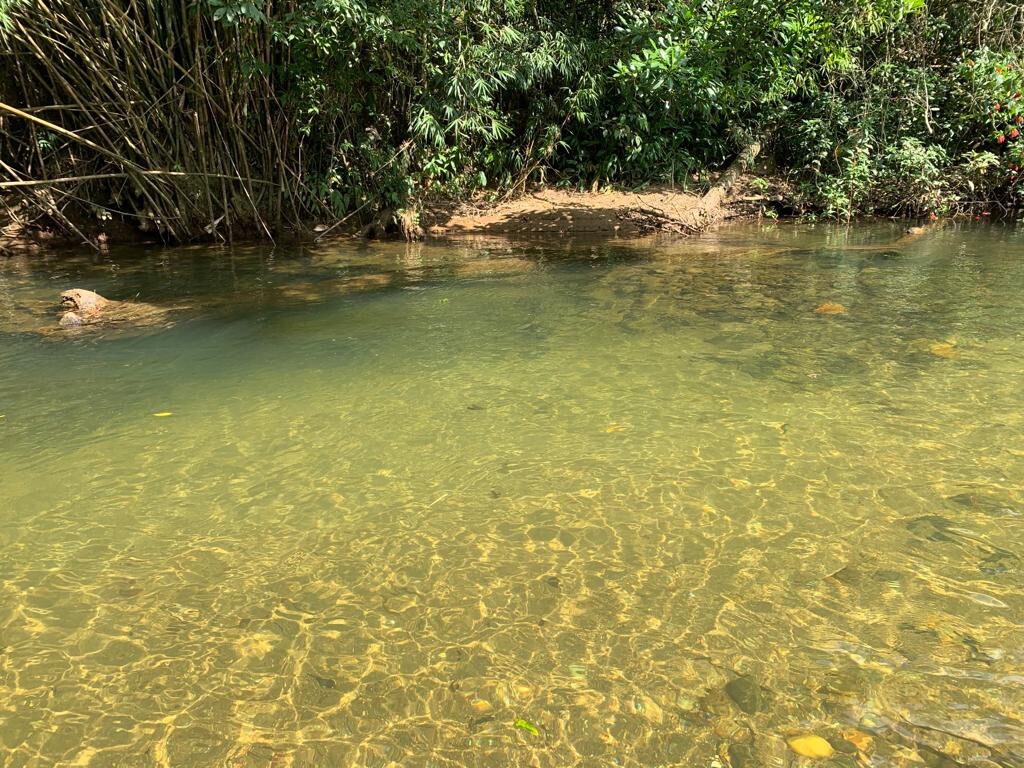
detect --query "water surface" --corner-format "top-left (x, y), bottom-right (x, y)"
top-left (1, 223), bottom-right (1023, 767)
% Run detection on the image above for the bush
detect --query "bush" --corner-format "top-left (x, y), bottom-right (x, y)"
top-left (1, 0), bottom-right (1022, 239)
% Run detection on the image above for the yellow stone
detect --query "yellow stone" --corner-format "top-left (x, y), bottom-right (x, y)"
top-left (471, 699), bottom-right (493, 713)
top-left (787, 735), bottom-right (835, 759)
top-left (152, 412), bottom-right (173, 417)
top-left (929, 341), bottom-right (958, 359)
top-left (814, 302), bottom-right (846, 315)
top-left (842, 729), bottom-right (873, 753)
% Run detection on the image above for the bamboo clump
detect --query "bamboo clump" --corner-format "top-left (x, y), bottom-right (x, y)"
top-left (0, 0), bottom-right (317, 241)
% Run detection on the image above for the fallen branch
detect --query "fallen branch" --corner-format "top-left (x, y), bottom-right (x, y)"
top-left (621, 204), bottom-right (698, 235)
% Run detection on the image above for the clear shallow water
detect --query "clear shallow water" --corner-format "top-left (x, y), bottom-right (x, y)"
top-left (1, 223), bottom-right (1023, 767)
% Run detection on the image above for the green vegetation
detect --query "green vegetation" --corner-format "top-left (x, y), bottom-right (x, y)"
top-left (1, 0), bottom-right (1022, 240)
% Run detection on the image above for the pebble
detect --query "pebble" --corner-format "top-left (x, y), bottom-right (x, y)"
top-left (728, 743), bottom-right (758, 768)
top-left (841, 729), bottom-right (873, 752)
top-left (676, 695), bottom-right (698, 712)
top-left (929, 341), bottom-right (958, 359)
top-left (814, 302), bottom-right (846, 315)
top-left (725, 677), bottom-right (768, 715)
top-left (787, 735), bottom-right (835, 759)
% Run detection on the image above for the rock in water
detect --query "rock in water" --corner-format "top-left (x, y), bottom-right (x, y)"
top-left (60, 288), bottom-right (108, 317)
top-left (928, 341), bottom-right (958, 359)
top-left (59, 311), bottom-right (83, 328)
top-left (55, 289), bottom-right (175, 332)
top-left (728, 743), bottom-right (758, 768)
top-left (815, 302), bottom-right (847, 315)
top-left (787, 735), bottom-right (835, 758)
top-left (725, 677), bottom-right (769, 715)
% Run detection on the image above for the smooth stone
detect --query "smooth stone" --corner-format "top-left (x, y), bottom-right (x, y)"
top-left (59, 311), bottom-right (83, 328)
top-left (725, 677), bottom-right (769, 715)
top-left (787, 735), bottom-right (835, 759)
top-left (728, 743), bottom-right (759, 768)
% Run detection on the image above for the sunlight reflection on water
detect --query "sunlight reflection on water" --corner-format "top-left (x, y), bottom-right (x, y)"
top-left (1, 223), bottom-right (1022, 767)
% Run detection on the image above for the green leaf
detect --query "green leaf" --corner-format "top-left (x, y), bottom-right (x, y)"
top-left (514, 718), bottom-right (540, 735)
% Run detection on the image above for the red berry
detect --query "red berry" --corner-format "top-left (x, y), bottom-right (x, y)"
top-left (995, 103), bottom-right (1002, 111)
top-left (1011, 128), bottom-right (1021, 139)
top-left (997, 134), bottom-right (1007, 144)
top-left (1016, 115), bottom-right (1023, 124)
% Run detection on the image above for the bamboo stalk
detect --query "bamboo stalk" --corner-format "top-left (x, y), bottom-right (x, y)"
top-left (0, 171), bottom-right (280, 188)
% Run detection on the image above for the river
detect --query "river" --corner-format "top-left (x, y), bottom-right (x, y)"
top-left (1, 223), bottom-right (1022, 767)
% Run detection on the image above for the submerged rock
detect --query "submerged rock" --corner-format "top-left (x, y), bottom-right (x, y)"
top-left (728, 742), bottom-right (758, 768)
top-left (55, 288), bottom-right (175, 332)
top-left (724, 677), bottom-right (770, 715)
top-left (814, 301), bottom-right (847, 315)
top-left (787, 735), bottom-right (835, 759)
top-left (59, 311), bottom-right (84, 328)
top-left (928, 341), bottom-right (959, 359)
top-left (60, 288), bottom-right (108, 317)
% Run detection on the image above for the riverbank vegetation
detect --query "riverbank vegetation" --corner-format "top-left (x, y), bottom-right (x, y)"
top-left (1, 0), bottom-right (1023, 241)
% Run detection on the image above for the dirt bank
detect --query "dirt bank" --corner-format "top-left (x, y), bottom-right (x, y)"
top-left (423, 182), bottom-right (782, 237)
top-left (425, 187), bottom-right (713, 236)
top-left (424, 145), bottom-right (773, 238)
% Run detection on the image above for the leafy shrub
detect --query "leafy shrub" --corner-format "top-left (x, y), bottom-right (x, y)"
top-left (1, 0), bottom-right (1022, 238)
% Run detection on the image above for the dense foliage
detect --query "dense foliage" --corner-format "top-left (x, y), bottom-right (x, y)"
top-left (1, 0), bottom-right (1022, 239)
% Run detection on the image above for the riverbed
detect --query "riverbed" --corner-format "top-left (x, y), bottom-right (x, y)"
top-left (1, 223), bottom-right (1022, 767)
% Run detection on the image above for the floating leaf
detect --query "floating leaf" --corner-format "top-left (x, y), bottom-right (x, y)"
top-left (787, 735), bottom-right (835, 758)
top-left (514, 718), bottom-right (539, 735)
top-left (605, 423), bottom-right (628, 433)
top-left (152, 412), bottom-right (173, 417)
